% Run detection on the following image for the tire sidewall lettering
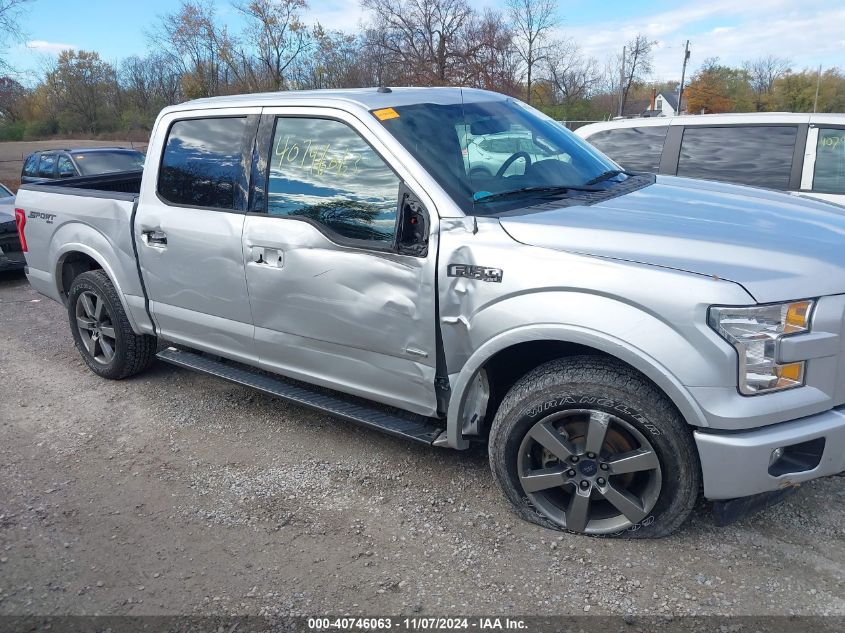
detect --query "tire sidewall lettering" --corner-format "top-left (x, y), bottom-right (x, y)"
top-left (524, 397), bottom-right (661, 437)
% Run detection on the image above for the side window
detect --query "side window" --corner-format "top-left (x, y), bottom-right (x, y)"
top-left (677, 126), bottom-right (797, 190)
top-left (37, 153), bottom-right (56, 178)
top-left (57, 155), bottom-right (76, 178)
top-left (265, 117), bottom-right (401, 245)
top-left (812, 128), bottom-right (845, 194)
top-left (158, 117), bottom-right (249, 210)
top-left (586, 126), bottom-right (668, 172)
top-left (22, 155), bottom-right (38, 177)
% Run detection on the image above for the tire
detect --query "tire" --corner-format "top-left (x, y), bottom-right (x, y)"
top-left (489, 356), bottom-right (700, 538)
top-left (67, 269), bottom-right (157, 380)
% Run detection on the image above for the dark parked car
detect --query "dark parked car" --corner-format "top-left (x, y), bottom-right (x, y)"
top-left (20, 147), bottom-right (145, 184)
top-left (0, 182), bottom-right (25, 271)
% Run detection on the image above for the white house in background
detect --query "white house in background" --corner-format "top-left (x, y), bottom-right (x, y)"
top-left (651, 92), bottom-right (682, 116)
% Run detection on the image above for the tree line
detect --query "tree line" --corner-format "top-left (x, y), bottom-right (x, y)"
top-left (0, 0), bottom-right (843, 141)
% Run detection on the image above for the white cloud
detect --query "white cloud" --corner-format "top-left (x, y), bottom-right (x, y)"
top-left (25, 40), bottom-right (77, 54)
top-left (305, 0), bottom-right (365, 31)
top-left (557, 0), bottom-right (843, 81)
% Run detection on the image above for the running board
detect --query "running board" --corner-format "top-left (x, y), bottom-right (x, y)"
top-left (156, 347), bottom-right (445, 445)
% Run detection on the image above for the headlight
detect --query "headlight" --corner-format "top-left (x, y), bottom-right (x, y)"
top-left (708, 300), bottom-right (814, 395)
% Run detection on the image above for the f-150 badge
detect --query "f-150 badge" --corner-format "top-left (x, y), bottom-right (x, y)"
top-left (447, 264), bottom-right (503, 283)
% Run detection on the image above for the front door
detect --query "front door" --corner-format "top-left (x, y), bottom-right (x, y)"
top-left (135, 110), bottom-right (260, 363)
top-left (242, 108), bottom-right (440, 416)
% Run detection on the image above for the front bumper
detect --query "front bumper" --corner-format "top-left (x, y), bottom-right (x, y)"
top-left (695, 405), bottom-right (845, 499)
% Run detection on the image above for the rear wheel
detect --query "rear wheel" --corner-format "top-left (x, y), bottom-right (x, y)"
top-left (489, 356), bottom-right (700, 538)
top-left (67, 270), bottom-right (157, 379)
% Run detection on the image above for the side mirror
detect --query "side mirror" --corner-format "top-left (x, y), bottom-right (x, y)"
top-left (396, 183), bottom-right (429, 257)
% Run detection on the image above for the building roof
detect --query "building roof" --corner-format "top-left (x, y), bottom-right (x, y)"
top-left (621, 98), bottom-right (652, 117)
top-left (657, 92), bottom-right (679, 111)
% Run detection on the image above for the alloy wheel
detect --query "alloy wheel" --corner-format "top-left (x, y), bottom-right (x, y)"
top-left (517, 408), bottom-right (662, 534)
top-left (75, 290), bottom-right (117, 365)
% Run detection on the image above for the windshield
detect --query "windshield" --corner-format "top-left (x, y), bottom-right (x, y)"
top-left (0, 184), bottom-right (12, 198)
top-left (376, 98), bottom-right (622, 214)
top-left (72, 150), bottom-right (145, 176)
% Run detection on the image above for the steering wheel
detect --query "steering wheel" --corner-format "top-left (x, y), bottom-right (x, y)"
top-left (495, 151), bottom-right (532, 179)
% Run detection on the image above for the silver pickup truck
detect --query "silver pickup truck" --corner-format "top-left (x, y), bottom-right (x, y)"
top-left (14, 88), bottom-right (845, 538)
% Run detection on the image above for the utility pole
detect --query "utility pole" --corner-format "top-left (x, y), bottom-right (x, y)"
top-left (677, 40), bottom-right (690, 116)
top-left (617, 46), bottom-right (626, 117)
top-left (813, 64), bottom-right (822, 113)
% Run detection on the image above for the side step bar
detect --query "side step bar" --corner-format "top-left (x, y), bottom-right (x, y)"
top-left (156, 347), bottom-right (445, 445)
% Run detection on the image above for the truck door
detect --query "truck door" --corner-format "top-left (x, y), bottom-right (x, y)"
top-left (242, 108), bottom-right (440, 416)
top-left (134, 109), bottom-right (261, 363)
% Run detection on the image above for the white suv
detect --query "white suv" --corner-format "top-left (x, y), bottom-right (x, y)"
top-left (576, 113), bottom-right (845, 206)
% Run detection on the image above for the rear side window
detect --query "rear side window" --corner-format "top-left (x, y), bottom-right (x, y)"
top-left (677, 126), bottom-right (797, 190)
top-left (57, 155), bottom-right (76, 178)
top-left (812, 128), bottom-right (845, 194)
top-left (22, 155), bottom-right (38, 177)
top-left (37, 154), bottom-right (56, 178)
top-left (158, 117), bottom-right (249, 210)
top-left (586, 126), bottom-right (668, 172)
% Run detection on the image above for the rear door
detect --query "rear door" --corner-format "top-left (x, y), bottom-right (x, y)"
top-left (57, 154), bottom-right (78, 179)
top-left (134, 108), bottom-right (261, 363)
top-left (242, 107), bottom-right (440, 416)
top-left (671, 124), bottom-right (805, 190)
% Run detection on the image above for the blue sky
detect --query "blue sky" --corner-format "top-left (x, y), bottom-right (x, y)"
top-left (7, 0), bottom-right (845, 85)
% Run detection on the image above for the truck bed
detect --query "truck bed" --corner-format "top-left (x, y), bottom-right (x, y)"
top-left (19, 170), bottom-right (143, 199)
top-left (15, 169), bottom-right (153, 334)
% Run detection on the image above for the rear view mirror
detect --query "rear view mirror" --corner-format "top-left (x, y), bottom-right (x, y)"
top-left (470, 118), bottom-right (509, 136)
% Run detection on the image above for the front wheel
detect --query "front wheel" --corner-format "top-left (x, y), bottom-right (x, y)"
top-left (489, 356), bottom-right (700, 538)
top-left (67, 270), bottom-right (157, 379)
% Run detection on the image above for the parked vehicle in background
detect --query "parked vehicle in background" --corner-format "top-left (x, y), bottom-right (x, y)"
top-left (576, 113), bottom-right (845, 206)
top-left (20, 148), bottom-right (145, 184)
top-left (463, 128), bottom-right (565, 178)
top-left (1, 183), bottom-right (25, 271)
top-left (13, 88), bottom-right (845, 538)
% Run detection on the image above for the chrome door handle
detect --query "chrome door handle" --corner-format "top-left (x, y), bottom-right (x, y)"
top-left (142, 230), bottom-right (167, 246)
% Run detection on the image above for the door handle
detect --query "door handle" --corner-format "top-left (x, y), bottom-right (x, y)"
top-left (252, 246), bottom-right (284, 268)
top-left (142, 229), bottom-right (167, 247)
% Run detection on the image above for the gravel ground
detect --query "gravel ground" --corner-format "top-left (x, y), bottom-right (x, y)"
top-left (1, 270), bottom-right (843, 619)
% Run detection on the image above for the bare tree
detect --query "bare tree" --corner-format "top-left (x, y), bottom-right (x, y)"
top-left (506, 0), bottom-right (558, 104)
top-left (0, 0), bottom-right (34, 71)
top-left (233, 0), bottom-right (310, 91)
top-left (744, 55), bottom-right (790, 110)
top-left (462, 9), bottom-right (520, 94)
top-left (618, 34), bottom-right (654, 115)
top-left (120, 54), bottom-right (183, 119)
top-left (546, 39), bottom-right (600, 105)
top-left (361, 0), bottom-right (475, 85)
top-left (148, 1), bottom-right (235, 99)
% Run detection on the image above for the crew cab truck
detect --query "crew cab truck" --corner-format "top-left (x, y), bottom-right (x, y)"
top-left (14, 88), bottom-right (845, 537)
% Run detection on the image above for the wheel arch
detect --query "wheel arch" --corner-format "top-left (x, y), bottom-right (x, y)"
top-left (53, 243), bottom-right (142, 334)
top-left (444, 324), bottom-right (709, 450)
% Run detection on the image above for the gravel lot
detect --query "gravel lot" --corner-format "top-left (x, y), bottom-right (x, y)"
top-left (1, 270), bottom-right (843, 619)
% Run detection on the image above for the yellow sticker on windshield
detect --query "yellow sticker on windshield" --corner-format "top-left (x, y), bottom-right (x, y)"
top-left (372, 107), bottom-right (399, 121)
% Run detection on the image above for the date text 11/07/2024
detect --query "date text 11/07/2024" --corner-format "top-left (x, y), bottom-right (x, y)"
top-left (307, 617), bottom-right (528, 630)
